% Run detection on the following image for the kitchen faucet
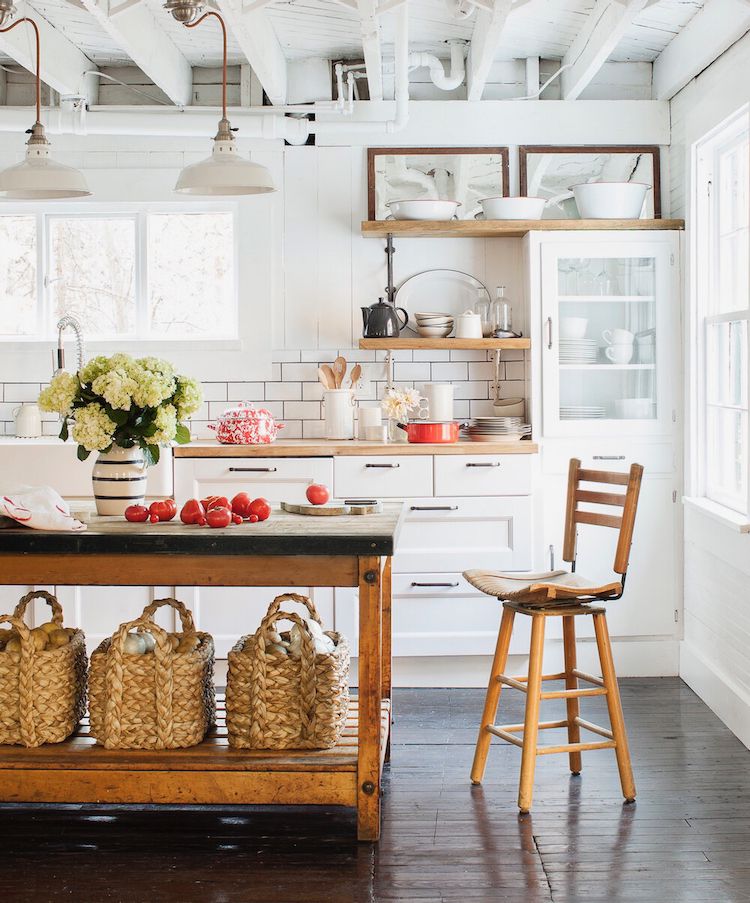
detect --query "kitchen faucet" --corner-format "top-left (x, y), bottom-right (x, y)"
top-left (53, 315), bottom-right (85, 376)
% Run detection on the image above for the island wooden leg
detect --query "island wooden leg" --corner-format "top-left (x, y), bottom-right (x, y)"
top-left (357, 555), bottom-right (383, 841)
top-left (381, 557), bottom-right (393, 764)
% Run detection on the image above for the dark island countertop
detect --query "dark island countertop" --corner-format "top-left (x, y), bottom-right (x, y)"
top-left (0, 505), bottom-right (405, 558)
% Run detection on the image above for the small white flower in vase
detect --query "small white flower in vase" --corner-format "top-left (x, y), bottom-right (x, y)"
top-left (381, 387), bottom-right (422, 443)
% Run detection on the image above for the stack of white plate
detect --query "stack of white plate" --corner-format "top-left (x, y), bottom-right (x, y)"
top-left (462, 416), bottom-right (532, 442)
top-left (560, 405), bottom-right (607, 420)
top-left (559, 338), bottom-right (598, 365)
top-left (415, 311), bottom-right (454, 338)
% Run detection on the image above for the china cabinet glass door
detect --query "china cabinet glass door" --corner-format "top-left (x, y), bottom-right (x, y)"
top-left (541, 239), bottom-right (675, 436)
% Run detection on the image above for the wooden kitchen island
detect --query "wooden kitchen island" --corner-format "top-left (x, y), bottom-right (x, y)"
top-left (0, 507), bottom-right (403, 841)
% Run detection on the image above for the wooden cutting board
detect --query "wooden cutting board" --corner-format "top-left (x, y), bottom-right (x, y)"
top-left (281, 500), bottom-right (383, 517)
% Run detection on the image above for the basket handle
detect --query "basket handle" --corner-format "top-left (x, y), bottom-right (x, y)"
top-left (251, 609), bottom-right (317, 743)
top-left (103, 614), bottom-right (176, 750)
top-left (0, 613), bottom-right (37, 747)
top-left (264, 593), bottom-right (323, 626)
top-left (140, 597), bottom-right (197, 637)
top-left (13, 590), bottom-right (64, 627)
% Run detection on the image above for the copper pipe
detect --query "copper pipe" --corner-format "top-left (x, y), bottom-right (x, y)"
top-left (0, 17), bottom-right (41, 124)
top-left (185, 11), bottom-right (227, 120)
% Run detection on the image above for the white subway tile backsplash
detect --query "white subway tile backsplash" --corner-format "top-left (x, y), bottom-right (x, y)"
top-left (302, 420), bottom-right (326, 439)
top-left (393, 362), bottom-right (431, 382)
top-left (272, 349), bottom-right (302, 363)
top-left (413, 350), bottom-right (449, 362)
top-left (303, 382), bottom-right (324, 401)
top-left (281, 420), bottom-right (303, 439)
top-left (200, 383), bottom-right (228, 402)
top-left (226, 383), bottom-right (265, 401)
top-left (4, 384), bottom-right (41, 402)
top-left (468, 362), bottom-right (495, 381)
top-left (431, 362), bottom-right (468, 381)
top-left (281, 363), bottom-right (320, 382)
top-left (283, 401), bottom-right (321, 420)
top-left (264, 382), bottom-right (301, 401)
top-left (300, 349), bottom-right (338, 363)
top-left (453, 381), bottom-right (490, 400)
top-left (505, 361), bottom-right (526, 381)
top-left (450, 350), bottom-right (490, 362)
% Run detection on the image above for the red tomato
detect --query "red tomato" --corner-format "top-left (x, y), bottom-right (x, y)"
top-left (180, 499), bottom-right (206, 525)
top-left (206, 506), bottom-right (232, 528)
top-left (201, 495), bottom-right (230, 511)
top-left (149, 500), bottom-right (176, 522)
top-left (247, 514), bottom-right (259, 523)
top-left (232, 514), bottom-right (243, 525)
top-left (124, 505), bottom-right (149, 523)
top-left (306, 484), bottom-right (330, 506)
top-left (248, 497), bottom-right (271, 522)
top-left (231, 492), bottom-right (253, 518)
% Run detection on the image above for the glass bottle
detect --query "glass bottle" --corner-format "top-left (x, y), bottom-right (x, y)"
top-left (492, 285), bottom-right (513, 336)
top-left (474, 288), bottom-right (493, 337)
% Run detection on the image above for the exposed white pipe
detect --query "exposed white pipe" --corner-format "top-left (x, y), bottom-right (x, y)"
top-left (409, 40), bottom-right (466, 91)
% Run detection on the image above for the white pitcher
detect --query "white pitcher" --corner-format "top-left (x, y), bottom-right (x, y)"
top-left (13, 402), bottom-right (42, 438)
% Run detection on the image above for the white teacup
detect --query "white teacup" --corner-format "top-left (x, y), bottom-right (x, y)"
top-left (602, 328), bottom-right (634, 346)
top-left (605, 343), bottom-right (634, 364)
top-left (615, 398), bottom-right (653, 419)
top-left (560, 317), bottom-right (588, 340)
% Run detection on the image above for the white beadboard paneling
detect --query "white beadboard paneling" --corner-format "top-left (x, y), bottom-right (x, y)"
top-left (317, 148), bottom-right (354, 350)
top-left (283, 148), bottom-right (320, 349)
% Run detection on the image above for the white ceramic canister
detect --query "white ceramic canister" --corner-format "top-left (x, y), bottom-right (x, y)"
top-left (358, 405), bottom-right (383, 440)
top-left (91, 445), bottom-right (148, 516)
top-left (454, 310), bottom-right (483, 339)
top-left (420, 383), bottom-right (454, 422)
top-left (323, 389), bottom-right (355, 440)
top-left (13, 403), bottom-right (42, 438)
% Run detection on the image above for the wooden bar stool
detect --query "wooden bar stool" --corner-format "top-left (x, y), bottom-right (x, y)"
top-left (464, 458), bottom-right (644, 813)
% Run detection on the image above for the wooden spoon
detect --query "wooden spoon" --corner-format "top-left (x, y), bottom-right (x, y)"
top-left (319, 364), bottom-right (336, 389)
top-left (332, 356), bottom-right (347, 388)
top-left (349, 363), bottom-right (362, 388)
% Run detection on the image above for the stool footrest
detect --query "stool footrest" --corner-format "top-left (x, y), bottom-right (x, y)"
top-left (497, 672), bottom-right (568, 692)
top-left (489, 720), bottom-right (617, 756)
top-left (537, 739), bottom-right (616, 756)
top-left (540, 687), bottom-right (607, 700)
top-left (571, 668), bottom-right (605, 687)
top-left (574, 716), bottom-right (614, 740)
top-left (486, 725), bottom-right (524, 748)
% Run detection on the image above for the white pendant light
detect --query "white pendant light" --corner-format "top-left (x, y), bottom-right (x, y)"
top-left (0, 10), bottom-right (91, 200)
top-left (165, 1), bottom-right (276, 197)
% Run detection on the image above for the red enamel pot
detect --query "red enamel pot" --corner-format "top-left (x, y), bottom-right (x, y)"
top-left (396, 421), bottom-right (463, 444)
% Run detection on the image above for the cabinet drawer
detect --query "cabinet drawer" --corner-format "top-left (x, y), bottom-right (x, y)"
top-left (542, 440), bottom-right (674, 475)
top-left (434, 454), bottom-right (532, 497)
top-left (173, 457), bottom-right (334, 506)
top-left (395, 496), bottom-right (532, 572)
top-left (333, 455), bottom-right (432, 499)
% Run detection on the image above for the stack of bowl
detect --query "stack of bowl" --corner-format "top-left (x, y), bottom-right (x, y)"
top-left (414, 312), bottom-right (454, 338)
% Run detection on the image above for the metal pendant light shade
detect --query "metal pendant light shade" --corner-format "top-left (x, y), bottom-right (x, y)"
top-left (166, 7), bottom-right (276, 198)
top-left (175, 118), bottom-right (275, 196)
top-left (0, 122), bottom-right (90, 199)
top-left (0, 13), bottom-right (90, 200)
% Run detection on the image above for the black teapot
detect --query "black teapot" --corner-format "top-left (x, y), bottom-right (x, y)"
top-left (361, 297), bottom-right (409, 338)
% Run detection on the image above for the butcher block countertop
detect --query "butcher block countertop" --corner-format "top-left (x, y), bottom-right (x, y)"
top-left (175, 439), bottom-right (538, 457)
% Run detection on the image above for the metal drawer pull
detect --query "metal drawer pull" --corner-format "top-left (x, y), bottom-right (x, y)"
top-left (466, 462), bottom-right (501, 468)
top-left (409, 505), bottom-right (458, 511)
top-left (228, 467), bottom-right (278, 473)
top-left (411, 582), bottom-right (460, 588)
top-left (592, 456), bottom-right (626, 461)
top-left (365, 462), bottom-right (400, 468)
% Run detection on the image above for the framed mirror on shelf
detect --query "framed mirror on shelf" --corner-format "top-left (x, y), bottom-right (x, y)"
top-left (519, 146), bottom-right (661, 219)
top-left (367, 146), bottom-right (510, 221)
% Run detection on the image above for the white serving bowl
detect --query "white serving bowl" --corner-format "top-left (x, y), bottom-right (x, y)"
top-left (571, 182), bottom-right (649, 219)
top-left (387, 199), bottom-right (460, 221)
top-left (416, 316), bottom-right (454, 326)
top-left (479, 196), bottom-right (546, 220)
top-left (560, 317), bottom-right (589, 339)
top-left (417, 325), bottom-right (453, 338)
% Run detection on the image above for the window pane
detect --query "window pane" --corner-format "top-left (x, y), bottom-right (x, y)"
top-left (48, 217), bottom-right (136, 337)
top-left (706, 320), bottom-right (748, 409)
top-left (706, 406), bottom-right (748, 514)
top-left (0, 215), bottom-right (37, 336)
top-left (147, 212), bottom-right (236, 338)
top-left (710, 131), bottom-right (749, 315)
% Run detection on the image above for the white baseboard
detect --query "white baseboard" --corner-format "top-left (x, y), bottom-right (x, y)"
top-left (680, 641), bottom-right (750, 750)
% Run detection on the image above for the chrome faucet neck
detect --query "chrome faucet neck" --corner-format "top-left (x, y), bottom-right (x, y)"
top-left (54, 315), bottom-right (85, 376)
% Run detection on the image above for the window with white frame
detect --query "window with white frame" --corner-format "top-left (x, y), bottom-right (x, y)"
top-left (693, 108), bottom-right (750, 516)
top-left (0, 207), bottom-right (237, 342)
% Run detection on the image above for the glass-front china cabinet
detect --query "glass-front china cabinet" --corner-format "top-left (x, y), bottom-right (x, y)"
top-left (538, 238), bottom-right (677, 437)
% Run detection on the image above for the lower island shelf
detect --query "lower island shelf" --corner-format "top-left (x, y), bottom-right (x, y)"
top-left (0, 697), bottom-right (391, 808)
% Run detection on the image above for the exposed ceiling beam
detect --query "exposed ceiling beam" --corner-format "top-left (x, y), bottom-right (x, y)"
top-left (214, 0), bottom-right (287, 105)
top-left (466, 0), bottom-right (513, 101)
top-left (0, 0), bottom-right (97, 101)
top-left (560, 0), bottom-right (650, 100)
top-left (78, 0), bottom-right (193, 107)
top-left (653, 0), bottom-right (750, 100)
top-left (357, 0), bottom-right (384, 101)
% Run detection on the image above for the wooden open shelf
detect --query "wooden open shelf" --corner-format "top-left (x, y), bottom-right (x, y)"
top-left (361, 219), bottom-right (685, 239)
top-left (0, 698), bottom-right (391, 808)
top-left (359, 337), bottom-right (530, 350)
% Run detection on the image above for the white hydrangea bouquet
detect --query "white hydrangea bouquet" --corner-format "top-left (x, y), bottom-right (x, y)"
top-left (381, 386), bottom-right (422, 422)
top-left (38, 354), bottom-right (203, 465)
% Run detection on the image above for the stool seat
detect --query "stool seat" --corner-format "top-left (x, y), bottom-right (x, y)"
top-left (464, 568), bottom-right (622, 606)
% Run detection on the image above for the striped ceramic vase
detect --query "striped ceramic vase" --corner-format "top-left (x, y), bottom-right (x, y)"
top-left (91, 445), bottom-right (147, 516)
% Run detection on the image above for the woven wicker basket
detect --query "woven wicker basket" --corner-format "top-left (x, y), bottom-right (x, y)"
top-left (0, 591), bottom-right (87, 748)
top-left (89, 598), bottom-right (215, 750)
top-left (226, 593), bottom-right (350, 750)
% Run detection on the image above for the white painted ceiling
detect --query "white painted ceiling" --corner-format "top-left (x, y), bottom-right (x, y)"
top-left (15, 0), bottom-right (704, 70)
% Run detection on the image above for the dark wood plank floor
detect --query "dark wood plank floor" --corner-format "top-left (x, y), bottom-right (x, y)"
top-left (3, 678), bottom-right (750, 902)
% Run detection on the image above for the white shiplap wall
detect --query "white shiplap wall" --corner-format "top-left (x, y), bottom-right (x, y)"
top-left (669, 31), bottom-right (750, 747)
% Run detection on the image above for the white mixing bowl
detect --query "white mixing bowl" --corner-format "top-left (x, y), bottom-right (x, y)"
top-left (571, 182), bottom-right (650, 219)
